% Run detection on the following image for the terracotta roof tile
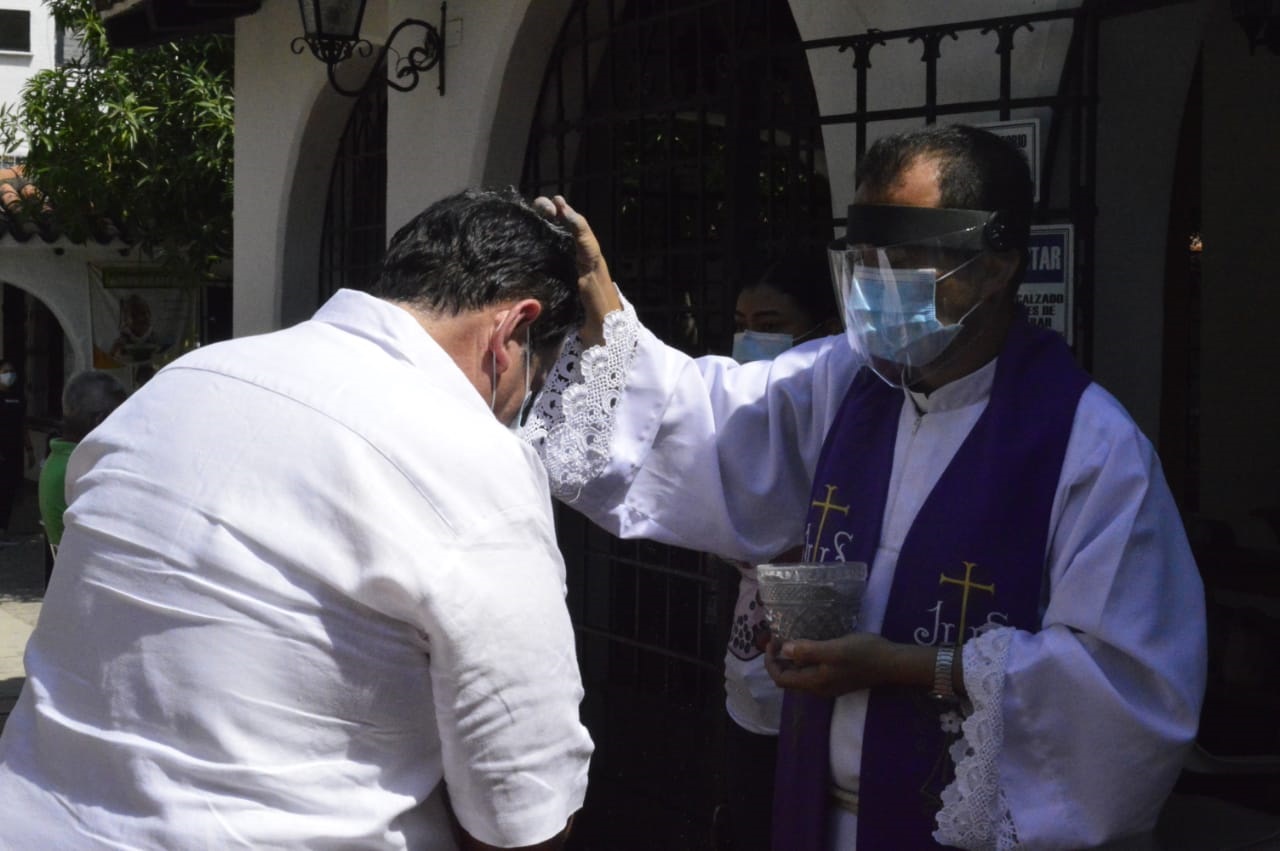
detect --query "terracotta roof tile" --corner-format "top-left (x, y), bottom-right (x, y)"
top-left (0, 166), bottom-right (129, 245)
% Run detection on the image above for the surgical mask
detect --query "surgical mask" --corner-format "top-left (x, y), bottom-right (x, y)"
top-left (835, 251), bottom-right (984, 384)
top-left (732, 330), bottom-right (793, 363)
top-left (828, 203), bottom-right (1019, 386)
top-left (0, 371), bottom-right (13, 388)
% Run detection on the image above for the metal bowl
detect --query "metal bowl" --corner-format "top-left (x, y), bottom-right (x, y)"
top-left (755, 561), bottom-right (868, 641)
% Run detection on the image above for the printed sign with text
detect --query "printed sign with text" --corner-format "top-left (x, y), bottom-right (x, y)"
top-left (1018, 224), bottom-right (1073, 343)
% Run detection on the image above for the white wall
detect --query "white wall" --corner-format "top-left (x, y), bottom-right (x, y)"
top-left (0, 239), bottom-right (141, 372)
top-left (385, 0), bottom-right (571, 231)
top-left (232, 0), bottom-right (361, 336)
top-left (0, 0), bottom-right (57, 156)
top-left (232, 0), bottom-right (572, 335)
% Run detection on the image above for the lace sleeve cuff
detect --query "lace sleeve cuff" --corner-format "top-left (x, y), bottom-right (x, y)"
top-left (933, 626), bottom-right (1020, 851)
top-left (520, 302), bottom-right (639, 502)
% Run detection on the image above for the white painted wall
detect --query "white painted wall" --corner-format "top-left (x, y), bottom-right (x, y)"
top-left (0, 0), bottom-right (57, 157)
top-left (232, 0), bottom-right (361, 336)
top-left (385, 0), bottom-right (572, 231)
top-left (233, 0), bottom-right (572, 335)
top-left (0, 239), bottom-right (142, 372)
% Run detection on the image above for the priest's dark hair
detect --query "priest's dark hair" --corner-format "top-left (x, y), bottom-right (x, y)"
top-left (371, 187), bottom-right (583, 350)
top-left (854, 123), bottom-right (1034, 251)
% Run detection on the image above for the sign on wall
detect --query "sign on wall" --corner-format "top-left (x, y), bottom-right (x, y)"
top-left (977, 118), bottom-right (1040, 203)
top-left (89, 265), bottom-right (201, 391)
top-left (1018, 224), bottom-right (1074, 343)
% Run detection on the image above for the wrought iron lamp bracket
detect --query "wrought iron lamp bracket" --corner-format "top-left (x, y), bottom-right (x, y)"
top-left (292, 3), bottom-right (447, 97)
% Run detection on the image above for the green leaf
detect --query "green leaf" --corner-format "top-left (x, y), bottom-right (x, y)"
top-left (7, 2), bottom-right (233, 274)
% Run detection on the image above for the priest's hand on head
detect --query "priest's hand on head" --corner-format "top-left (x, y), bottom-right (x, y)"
top-left (764, 633), bottom-right (938, 698)
top-left (533, 195), bottom-right (621, 348)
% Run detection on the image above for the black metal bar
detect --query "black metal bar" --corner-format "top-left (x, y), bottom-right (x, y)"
top-left (574, 623), bottom-right (720, 672)
top-left (839, 31), bottom-right (882, 160)
top-left (982, 21), bottom-right (1032, 121)
top-left (579, 0), bottom-right (589, 192)
top-left (797, 7), bottom-right (1080, 52)
top-left (438, 1), bottom-right (446, 96)
top-left (909, 29), bottom-right (956, 125)
top-left (818, 93), bottom-right (1089, 126)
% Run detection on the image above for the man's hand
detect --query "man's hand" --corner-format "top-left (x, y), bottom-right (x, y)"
top-left (533, 195), bottom-right (621, 347)
top-left (764, 633), bottom-right (937, 698)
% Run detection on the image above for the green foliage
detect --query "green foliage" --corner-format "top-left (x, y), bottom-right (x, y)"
top-left (0, 0), bottom-right (233, 274)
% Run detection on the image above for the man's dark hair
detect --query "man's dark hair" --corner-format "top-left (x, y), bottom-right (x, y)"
top-left (62, 370), bottom-right (127, 442)
top-left (370, 188), bottom-right (583, 349)
top-left (855, 124), bottom-right (1034, 250)
top-left (749, 248), bottom-right (840, 325)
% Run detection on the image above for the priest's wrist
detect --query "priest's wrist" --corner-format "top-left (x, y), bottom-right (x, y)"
top-left (578, 281), bottom-right (620, 348)
top-left (887, 643), bottom-right (965, 699)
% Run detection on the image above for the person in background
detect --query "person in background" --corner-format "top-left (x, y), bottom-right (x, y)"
top-left (38, 370), bottom-right (128, 560)
top-left (732, 250), bottom-right (842, 364)
top-left (716, 249), bottom-right (842, 850)
top-left (0, 359), bottom-right (32, 545)
top-left (525, 123), bottom-right (1205, 849)
top-left (0, 188), bottom-right (594, 851)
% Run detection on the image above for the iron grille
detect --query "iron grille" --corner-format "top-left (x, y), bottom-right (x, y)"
top-left (524, 0), bottom-right (831, 844)
top-left (318, 73), bottom-right (388, 303)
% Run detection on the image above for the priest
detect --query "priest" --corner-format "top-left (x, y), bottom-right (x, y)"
top-left (525, 124), bottom-right (1206, 849)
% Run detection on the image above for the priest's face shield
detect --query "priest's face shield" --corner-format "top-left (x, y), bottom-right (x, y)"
top-left (827, 204), bottom-right (1012, 386)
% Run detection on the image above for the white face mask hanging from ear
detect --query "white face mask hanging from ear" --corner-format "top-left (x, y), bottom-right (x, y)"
top-left (491, 326), bottom-right (533, 430)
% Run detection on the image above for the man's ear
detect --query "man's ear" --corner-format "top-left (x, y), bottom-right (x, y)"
top-left (489, 298), bottom-right (544, 374)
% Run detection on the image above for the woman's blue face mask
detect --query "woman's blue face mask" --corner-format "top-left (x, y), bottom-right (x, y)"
top-left (732, 330), bottom-right (793, 363)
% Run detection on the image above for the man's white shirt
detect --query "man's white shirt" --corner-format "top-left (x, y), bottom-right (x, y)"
top-left (0, 290), bottom-right (592, 849)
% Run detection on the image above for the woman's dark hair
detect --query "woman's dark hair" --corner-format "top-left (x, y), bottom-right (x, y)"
top-left (370, 188), bottom-right (583, 349)
top-left (746, 248), bottom-right (840, 325)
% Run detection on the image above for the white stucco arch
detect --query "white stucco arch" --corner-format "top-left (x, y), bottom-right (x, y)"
top-left (0, 239), bottom-right (140, 374)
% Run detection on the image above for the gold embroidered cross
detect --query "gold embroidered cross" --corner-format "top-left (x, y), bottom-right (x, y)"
top-left (809, 484), bottom-right (850, 552)
top-left (938, 561), bottom-right (995, 645)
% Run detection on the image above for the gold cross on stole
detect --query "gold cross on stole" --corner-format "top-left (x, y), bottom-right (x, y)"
top-left (810, 484), bottom-right (850, 552)
top-left (938, 561), bottom-right (995, 645)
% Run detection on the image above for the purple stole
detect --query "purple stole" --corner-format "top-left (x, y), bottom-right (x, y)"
top-left (771, 318), bottom-right (1090, 850)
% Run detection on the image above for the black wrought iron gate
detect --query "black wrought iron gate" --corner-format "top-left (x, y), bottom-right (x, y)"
top-left (319, 70), bottom-right (389, 303)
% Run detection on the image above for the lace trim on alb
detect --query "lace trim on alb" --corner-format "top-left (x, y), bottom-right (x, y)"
top-left (933, 626), bottom-right (1020, 850)
top-left (520, 304), bottom-right (638, 501)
